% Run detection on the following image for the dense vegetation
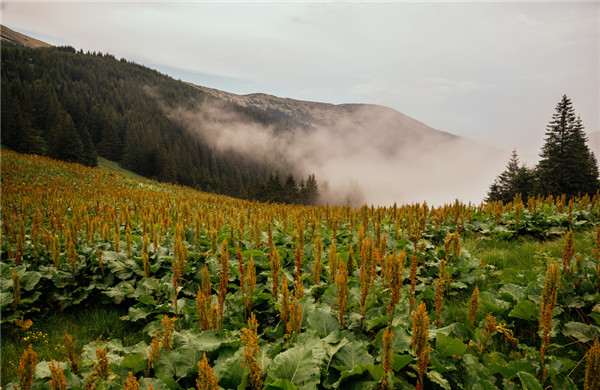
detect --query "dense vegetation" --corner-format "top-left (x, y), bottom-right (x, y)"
top-left (0, 45), bottom-right (318, 205)
top-left (2, 150), bottom-right (599, 389)
top-left (487, 95), bottom-right (599, 203)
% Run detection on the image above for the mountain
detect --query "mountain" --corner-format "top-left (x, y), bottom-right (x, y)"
top-left (194, 86), bottom-right (507, 205)
top-left (1, 26), bottom-right (506, 206)
top-left (1, 25), bottom-right (51, 48)
top-left (0, 40), bottom-right (314, 204)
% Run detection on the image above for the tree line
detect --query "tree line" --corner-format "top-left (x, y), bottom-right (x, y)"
top-left (1, 45), bottom-right (319, 205)
top-left (487, 95), bottom-right (599, 203)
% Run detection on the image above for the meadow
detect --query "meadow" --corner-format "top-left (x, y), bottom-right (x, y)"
top-left (1, 150), bottom-right (599, 390)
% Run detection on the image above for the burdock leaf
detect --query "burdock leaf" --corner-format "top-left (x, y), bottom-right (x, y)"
top-left (435, 333), bottom-right (467, 358)
top-left (307, 306), bottom-right (341, 337)
top-left (266, 345), bottom-right (320, 389)
top-left (331, 340), bottom-right (373, 372)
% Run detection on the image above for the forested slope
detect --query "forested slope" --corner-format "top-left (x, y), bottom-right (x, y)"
top-left (1, 44), bottom-right (316, 203)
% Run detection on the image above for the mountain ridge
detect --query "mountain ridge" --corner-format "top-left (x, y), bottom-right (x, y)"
top-left (1, 25), bottom-right (51, 48)
top-left (2, 27), bottom-right (507, 205)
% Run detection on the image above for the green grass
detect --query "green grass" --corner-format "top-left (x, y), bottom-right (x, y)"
top-left (97, 157), bottom-right (144, 179)
top-left (1, 305), bottom-right (146, 387)
top-left (462, 226), bottom-right (597, 275)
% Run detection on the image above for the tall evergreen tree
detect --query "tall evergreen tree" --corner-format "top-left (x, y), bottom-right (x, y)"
top-left (283, 173), bottom-right (299, 204)
top-left (487, 149), bottom-right (534, 203)
top-left (536, 95), bottom-right (599, 197)
top-left (302, 174), bottom-right (320, 205)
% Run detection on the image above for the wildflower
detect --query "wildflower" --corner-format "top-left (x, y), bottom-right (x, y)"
top-left (313, 235), bottom-right (323, 285)
top-left (94, 346), bottom-right (111, 380)
top-left (562, 229), bottom-right (575, 273)
top-left (98, 249), bottom-right (105, 276)
top-left (328, 242), bottom-right (338, 284)
top-left (124, 371), bottom-right (139, 390)
top-left (17, 344), bottom-right (37, 390)
top-left (65, 330), bottom-right (79, 372)
top-left (196, 287), bottom-right (213, 331)
top-left (218, 239), bottom-right (229, 318)
top-left (468, 286), bottom-right (479, 325)
top-left (201, 265), bottom-right (211, 297)
top-left (408, 253), bottom-right (419, 313)
top-left (452, 230), bottom-right (461, 260)
top-left (584, 338), bottom-right (600, 390)
top-left (410, 302), bottom-right (431, 387)
top-left (287, 297), bottom-right (302, 335)
top-left (269, 247), bottom-right (281, 302)
top-left (160, 315), bottom-right (176, 350)
top-left (280, 276), bottom-right (290, 330)
top-left (246, 256), bottom-right (256, 311)
top-left (382, 326), bottom-right (394, 388)
top-left (49, 359), bottom-right (67, 390)
top-left (539, 261), bottom-right (560, 383)
top-left (240, 313), bottom-right (263, 390)
top-left (434, 264), bottom-right (445, 328)
top-left (196, 352), bottom-right (219, 390)
top-left (126, 224), bottom-right (132, 258)
top-left (336, 260), bottom-right (348, 327)
top-left (146, 333), bottom-right (160, 375)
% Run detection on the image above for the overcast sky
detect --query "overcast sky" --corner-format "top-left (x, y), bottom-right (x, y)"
top-left (2, 1), bottom-right (598, 163)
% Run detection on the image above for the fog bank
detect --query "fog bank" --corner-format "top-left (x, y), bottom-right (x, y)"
top-left (158, 93), bottom-right (507, 207)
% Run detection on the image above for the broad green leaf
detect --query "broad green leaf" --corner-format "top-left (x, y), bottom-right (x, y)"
top-left (21, 271), bottom-right (42, 291)
top-left (435, 333), bottom-right (467, 358)
top-left (392, 354), bottom-right (413, 371)
top-left (331, 340), bottom-right (373, 372)
top-left (562, 321), bottom-right (600, 343)
top-left (480, 291), bottom-right (511, 314)
top-left (119, 353), bottom-right (147, 374)
top-left (498, 284), bottom-right (524, 302)
top-left (213, 347), bottom-right (245, 389)
top-left (172, 329), bottom-right (240, 351)
top-left (267, 345), bottom-right (320, 389)
top-left (35, 360), bottom-right (68, 379)
top-left (462, 354), bottom-right (498, 389)
top-left (264, 379), bottom-right (299, 390)
top-left (428, 370), bottom-right (451, 390)
top-left (139, 377), bottom-right (171, 390)
top-left (125, 305), bottom-right (154, 322)
top-left (517, 371), bottom-right (543, 390)
top-left (1, 291), bottom-right (14, 308)
top-left (155, 350), bottom-right (181, 380)
top-left (172, 347), bottom-right (204, 377)
top-left (509, 300), bottom-right (538, 321)
top-left (306, 306), bottom-right (341, 337)
top-left (488, 360), bottom-right (536, 379)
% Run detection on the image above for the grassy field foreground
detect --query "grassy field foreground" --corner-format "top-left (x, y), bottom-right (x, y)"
top-left (1, 150), bottom-right (599, 389)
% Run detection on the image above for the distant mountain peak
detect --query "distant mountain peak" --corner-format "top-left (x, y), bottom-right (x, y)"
top-left (1, 25), bottom-right (52, 48)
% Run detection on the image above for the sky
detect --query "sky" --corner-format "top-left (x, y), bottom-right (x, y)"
top-left (2, 1), bottom-right (599, 164)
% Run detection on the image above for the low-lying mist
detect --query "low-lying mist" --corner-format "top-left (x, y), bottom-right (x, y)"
top-left (159, 93), bottom-right (507, 207)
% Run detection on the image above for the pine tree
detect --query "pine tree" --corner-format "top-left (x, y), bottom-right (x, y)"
top-left (536, 95), bottom-right (599, 197)
top-left (487, 149), bottom-right (534, 202)
top-left (283, 173), bottom-right (298, 204)
top-left (302, 174), bottom-right (320, 205)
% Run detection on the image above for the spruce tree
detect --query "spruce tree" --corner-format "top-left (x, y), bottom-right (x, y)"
top-left (487, 149), bottom-right (534, 203)
top-left (536, 95), bottom-right (599, 197)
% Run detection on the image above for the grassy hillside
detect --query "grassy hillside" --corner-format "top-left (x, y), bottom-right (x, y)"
top-left (0, 44), bottom-right (304, 203)
top-left (1, 150), bottom-right (599, 389)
